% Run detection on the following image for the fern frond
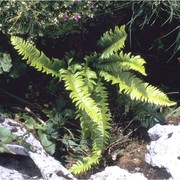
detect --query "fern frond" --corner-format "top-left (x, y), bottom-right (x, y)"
top-left (75, 106), bottom-right (110, 174)
top-left (100, 70), bottom-right (176, 106)
top-left (94, 51), bottom-right (146, 75)
top-left (91, 81), bottom-right (112, 142)
top-left (73, 109), bottom-right (107, 174)
top-left (61, 69), bottom-right (111, 142)
top-left (84, 52), bottom-right (99, 64)
top-left (134, 103), bottom-right (165, 128)
top-left (77, 81), bottom-right (111, 142)
top-left (71, 114), bottom-right (110, 174)
top-left (76, 109), bottom-right (92, 139)
top-left (98, 25), bottom-right (127, 59)
top-left (118, 51), bottom-right (147, 75)
top-left (82, 66), bottom-right (97, 91)
top-left (94, 56), bottom-right (124, 73)
top-left (61, 66), bottom-right (112, 174)
top-left (11, 36), bottom-right (64, 78)
top-left (72, 109), bottom-right (106, 174)
top-left (60, 68), bottom-right (101, 123)
top-left (70, 150), bottom-right (101, 174)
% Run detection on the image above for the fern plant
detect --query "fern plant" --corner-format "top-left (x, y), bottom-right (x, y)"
top-left (11, 25), bottom-right (176, 174)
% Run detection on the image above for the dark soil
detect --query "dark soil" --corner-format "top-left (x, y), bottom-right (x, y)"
top-left (74, 137), bottom-right (172, 180)
top-left (117, 140), bottom-right (171, 180)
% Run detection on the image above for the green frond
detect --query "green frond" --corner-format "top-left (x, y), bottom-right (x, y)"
top-left (118, 52), bottom-right (147, 75)
top-left (60, 68), bottom-right (101, 123)
top-left (76, 109), bottom-right (92, 139)
top-left (65, 50), bottom-right (84, 66)
top-left (61, 69), bottom-right (111, 143)
top-left (73, 109), bottom-right (109, 174)
top-left (84, 52), bottom-right (99, 64)
top-left (11, 36), bottom-right (64, 78)
top-left (134, 103), bottom-right (165, 128)
top-left (100, 70), bottom-right (176, 106)
top-left (92, 82), bottom-right (112, 140)
top-left (71, 109), bottom-right (110, 174)
top-left (65, 75), bottom-right (111, 174)
top-left (94, 51), bottom-right (146, 75)
top-left (82, 66), bottom-right (97, 91)
top-left (98, 25), bottom-right (127, 59)
top-left (70, 150), bottom-right (101, 174)
top-left (72, 110), bottom-right (107, 174)
top-left (94, 56), bottom-right (124, 73)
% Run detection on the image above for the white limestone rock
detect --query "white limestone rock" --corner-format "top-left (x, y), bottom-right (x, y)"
top-left (0, 116), bottom-right (77, 180)
top-left (145, 124), bottom-right (180, 180)
top-left (89, 166), bottom-right (147, 180)
top-left (0, 165), bottom-right (37, 180)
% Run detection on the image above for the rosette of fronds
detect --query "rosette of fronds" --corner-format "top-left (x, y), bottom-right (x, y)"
top-left (11, 24), bottom-right (176, 175)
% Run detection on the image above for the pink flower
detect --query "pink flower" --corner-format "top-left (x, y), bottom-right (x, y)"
top-left (63, 14), bottom-right (68, 21)
top-left (72, 13), bottom-right (81, 21)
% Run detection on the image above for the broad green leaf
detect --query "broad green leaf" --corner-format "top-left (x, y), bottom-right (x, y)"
top-left (38, 130), bottom-right (55, 155)
top-left (0, 127), bottom-right (16, 143)
top-left (0, 127), bottom-right (16, 153)
top-left (0, 53), bottom-right (12, 74)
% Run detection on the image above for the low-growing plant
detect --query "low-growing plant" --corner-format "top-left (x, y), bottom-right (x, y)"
top-left (1, 1), bottom-right (178, 60)
top-left (111, 94), bottom-right (165, 129)
top-left (0, 126), bottom-right (16, 153)
top-left (0, 52), bottom-right (12, 74)
top-left (128, 101), bottom-right (165, 128)
top-left (0, 124), bottom-right (34, 154)
top-left (0, 51), bottom-right (27, 78)
top-left (0, 1), bottom-right (126, 38)
top-left (11, 25), bottom-right (176, 174)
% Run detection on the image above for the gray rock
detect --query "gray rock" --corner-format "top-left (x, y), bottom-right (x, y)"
top-left (89, 166), bottom-right (147, 180)
top-left (145, 124), bottom-right (180, 180)
top-left (0, 117), bottom-right (77, 180)
top-left (0, 166), bottom-right (36, 180)
top-left (147, 124), bottom-right (179, 141)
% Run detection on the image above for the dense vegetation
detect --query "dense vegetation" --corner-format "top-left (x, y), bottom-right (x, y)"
top-left (0, 0), bottom-right (179, 176)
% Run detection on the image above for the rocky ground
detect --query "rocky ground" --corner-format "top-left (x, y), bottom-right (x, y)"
top-left (0, 115), bottom-right (180, 179)
top-left (0, 145), bottom-right (170, 180)
top-left (0, 139), bottom-right (170, 180)
top-left (0, 153), bottom-right (42, 179)
top-left (117, 141), bottom-right (170, 179)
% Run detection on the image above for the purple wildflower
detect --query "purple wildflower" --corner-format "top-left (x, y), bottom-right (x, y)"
top-left (63, 14), bottom-right (68, 21)
top-left (72, 13), bottom-right (81, 21)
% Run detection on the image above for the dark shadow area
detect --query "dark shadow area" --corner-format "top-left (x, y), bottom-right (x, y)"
top-left (0, 153), bottom-right (42, 178)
